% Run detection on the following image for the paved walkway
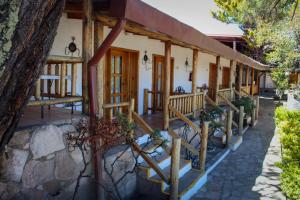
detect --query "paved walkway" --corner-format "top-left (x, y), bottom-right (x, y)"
top-left (192, 98), bottom-right (285, 200)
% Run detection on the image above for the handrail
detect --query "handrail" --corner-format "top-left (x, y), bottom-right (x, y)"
top-left (47, 55), bottom-right (83, 63)
top-left (102, 102), bottom-right (130, 109)
top-left (218, 88), bottom-right (231, 92)
top-left (168, 105), bottom-right (201, 134)
top-left (168, 128), bottom-right (199, 156)
top-left (28, 97), bottom-right (82, 106)
top-left (131, 142), bottom-right (169, 183)
top-left (170, 92), bottom-right (203, 99)
top-left (205, 95), bottom-right (218, 107)
top-left (218, 94), bottom-right (239, 113)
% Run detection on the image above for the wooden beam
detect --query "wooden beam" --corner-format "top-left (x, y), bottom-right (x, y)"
top-left (82, 0), bottom-right (93, 113)
top-left (163, 41), bottom-right (171, 130)
top-left (226, 110), bottom-right (233, 147)
top-left (143, 89), bottom-right (149, 115)
top-left (215, 56), bottom-right (221, 104)
top-left (192, 49), bottom-right (199, 118)
top-left (239, 106), bottom-right (244, 135)
top-left (170, 136), bottom-right (181, 200)
top-left (71, 63), bottom-right (77, 96)
top-left (28, 97), bottom-right (82, 106)
top-left (60, 62), bottom-right (66, 97)
top-left (35, 79), bottom-right (41, 100)
top-left (251, 67), bottom-right (254, 96)
top-left (94, 20), bottom-right (105, 117)
top-left (55, 64), bottom-right (60, 95)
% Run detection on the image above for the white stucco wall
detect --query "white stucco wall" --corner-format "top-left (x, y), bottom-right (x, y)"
top-left (260, 72), bottom-right (275, 89)
top-left (48, 14), bottom-right (232, 114)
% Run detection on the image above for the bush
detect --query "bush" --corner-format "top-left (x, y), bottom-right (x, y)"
top-left (275, 107), bottom-right (300, 199)
top-left (232, 96), bottom-right (255, 116)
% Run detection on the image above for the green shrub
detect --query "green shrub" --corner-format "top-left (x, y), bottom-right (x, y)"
top-left (232, 96), bottom-right (255, 116)
top-left (275, 107), bottom-right (300, 199)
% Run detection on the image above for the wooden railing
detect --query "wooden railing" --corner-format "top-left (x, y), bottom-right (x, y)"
top-left (35, 55), bottom-right (83, 100)
top-left (102, 100), bottom-right (134, 121)
top-left (218, 88), bottom-right (232, 104)
top-left (143, 89), bottom-right (155, 115)
top-left (169, 92), bottom-right (204, 120)
top-left (252, 84), bottom-right (259, 95)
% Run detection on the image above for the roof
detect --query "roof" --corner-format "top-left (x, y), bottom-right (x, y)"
top-left (208, 34), bottom-right (246, 42)
top-left (66, 0), bottom-right (269, 71)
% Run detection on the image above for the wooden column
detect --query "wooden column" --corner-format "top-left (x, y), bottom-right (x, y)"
top-left (238, 64), bottom-right (243, 97)
top-left (163, 41), bottom-right (171, 130)
top-left (35, 79), bottom-right (41, 100)
top-left (55, 64), bottom-right (60, 95)
top-left (239, 106), bottom-right (244, 135)
top-left (215, 56), bottom-right (221, 104)
top-left (229, 60), bottom-right (235, 100)
top-left (251, 68), bottom-right (254, 96)
top-left (71, 63), bottom-right (77, 96)
top-left (82, 0), bottom-right (93, 113)
top-left (255, 96), bottom-right (259, 120)
top-left (192, 49), bottom-right (199, 118)
top-left (60, 62), bottom-right (66, 97)
top-left (94, 20), bottom-right (105, 117)
top-left (245, 66), bottom-right (249, 94)
top-left (143, 89), bottom-right (149, 115)
top-left (251, 98), bottom-right (256, 126)
top-left (226, 110), bottom-right (233, 147)
top-left (170, 136), bottom-right (181, 200)
top-left (200, 121), bottom-right (209, 171)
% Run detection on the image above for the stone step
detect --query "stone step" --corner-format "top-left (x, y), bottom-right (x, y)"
top-left (139, 152), bottom-right (171, 177)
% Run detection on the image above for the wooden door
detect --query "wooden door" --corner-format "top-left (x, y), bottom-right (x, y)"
top-left (209, 63), bottom-right (217, 100)
top-left (105, 48), bottom-right (138, 113)
top-left (222, 67), bottom-right (230, 89)
top-left (152, 55), bottom-right (174, 112)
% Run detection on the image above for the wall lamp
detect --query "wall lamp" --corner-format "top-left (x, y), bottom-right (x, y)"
top-left (185, 57), bottom-right (191, 72)
top-left (142, 51), bottom-right (152, 71)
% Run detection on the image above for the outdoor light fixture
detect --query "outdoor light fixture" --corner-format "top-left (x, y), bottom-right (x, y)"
top-left (65, 36), bottom-right (80, 56)
top-left (142, 51), bottom-right (152, 71)
top-left (185, 57), bottom-right (191, 72)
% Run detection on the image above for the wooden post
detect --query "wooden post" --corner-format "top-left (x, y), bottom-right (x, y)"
top-left (144, 89), bottom-right (149, 115)
top-left (215, 56), bottom-right (221, 104)
top-left (200, 121), bottom-right (209, 171)
top-left (65, 64), bottom-right (68, 95)
top-left (251, 98), bottom-right (256, 126)
top-left (163, 41), bottom-right (171, 130)
top-left (192, 49), bottom-right (199, 118)
top-left (82, 0), bottom-right (93, 113)
top-left (60, 62), bottom-right (66, 97)
top-left (128, 98), bottom-right (135, 138)
top-left (238, 65), bottom-right (243, 98)
top-left (226, 110), bottom-right (233, 147)
top-left (55, 64), bottom-right (60, 95)
top-left (245, 66), bottom-right (249, 94)
top-left (239, 106), bottom-right (244, 135)
top-left (170, 136), bottom-right (181, 200)
top-left (251, 67), bottom-right (254, 96)
top-left (229, 60), bottom-right (235, 100)
top-left (35, 79), bottom-right (41, 100)
top-left (255, 96), bottom-right (259, 120)
top-left (47, 64), bottom-right (52, 97)
top-left (71, 63), bottom-right (77, 96)
top-left (94, 20), bottom-right (105, 117)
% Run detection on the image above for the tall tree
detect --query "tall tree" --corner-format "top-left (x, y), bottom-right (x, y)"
top-left (0, 0), bottom-right (65, 152)
top-left (212, 0), bottom-right (299, 63)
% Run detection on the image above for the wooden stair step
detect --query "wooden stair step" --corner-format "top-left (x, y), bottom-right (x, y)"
top-left (150, 159), bottom-right (191, 182)
top-left (163, 169), bottom-right (202, 196)
top-left (139, 152), bottom-right (170, 168)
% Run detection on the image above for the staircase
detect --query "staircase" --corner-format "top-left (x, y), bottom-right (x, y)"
top-left (135, 132), bottom-right (206, 200)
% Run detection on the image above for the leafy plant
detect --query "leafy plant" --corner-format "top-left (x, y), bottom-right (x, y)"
top-left (199, 106), bottom-right (224, 123)
top-left (275, 107), bottom-right (300, 199)
top-left (232, 96), bottom-right (255, 116)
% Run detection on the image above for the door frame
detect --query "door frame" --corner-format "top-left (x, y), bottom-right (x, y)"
top-left (151, 54), bottom-right (174, 113)
top-left (105, 47), bottom-right (139, 112)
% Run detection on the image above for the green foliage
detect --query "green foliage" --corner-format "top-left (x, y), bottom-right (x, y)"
top-left (275, 107), bottom-right (300, 199)
top-left (199, 106), bottom-right (223, 122)
top-left (232, 96), bottom-right (255, 115)
top-left (271, 69), bottom-right (290, 95)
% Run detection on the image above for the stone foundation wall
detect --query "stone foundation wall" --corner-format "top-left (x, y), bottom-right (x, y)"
top-left (0, 121), bottom-right (137, 200)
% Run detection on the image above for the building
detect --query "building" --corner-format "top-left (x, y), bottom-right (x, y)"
top-left (1, 1), bottom-right (270, 199)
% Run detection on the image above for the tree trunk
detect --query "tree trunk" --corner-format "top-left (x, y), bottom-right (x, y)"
top-left (0, 0), bottom-right (65, 152)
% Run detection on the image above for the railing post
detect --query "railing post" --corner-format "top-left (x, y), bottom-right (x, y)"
top-left (192, 92), bottom-right (197, 118)
top-left (144, 89), bottom-right (148, 115)
top-left (35, 79), bottom-right (41, 100)
top-left (200, 121), bottom-right (209, 172)
top-left (170, 136), bottom-right (181, 200)
top-left (239, 106), bottom-right (244, 135)
top-left (128, 98), bottom-right (135, 138)
top-left (202, 93), bottom-right (206, 109)
top-left (226, 110), bottom-right (233, 147)
top-left (60, 62), bottom-right (66, 97)
top-left (251, 98), bottom-right (256, 127)
top-left (255, 96), bottom-right (259, 121)
top-left (71, 63), bottom-right (77, 96)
